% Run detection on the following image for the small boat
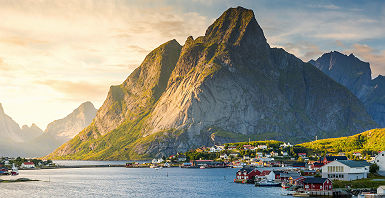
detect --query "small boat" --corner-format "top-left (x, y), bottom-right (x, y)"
top-left (200, 165), bottom-right (206, 169)
top-left (150, 165), bottom-right (158, 169)
top-left (281, 182), bottom-right (292, 189)
top-left (255, 180), bottom-right (281, 187)
top-left (11, 164), bottom-right (19, 176)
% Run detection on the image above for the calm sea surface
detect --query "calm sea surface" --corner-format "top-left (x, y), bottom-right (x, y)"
top-left (1, 161), bottom-right (287, 198)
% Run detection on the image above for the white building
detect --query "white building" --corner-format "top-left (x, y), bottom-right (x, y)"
top-left (220, 154), bottom-right (229, 160)
top-left (378, 186), bottom-right (385, 195)
top-left (257, 145), bottom-right (267, 149)
top-left (321, 160), bottom-right (370, 181)
top-left (21, 162), bottom-right (35, 169)
top-left (209, 145), bottom-right (223, 153)
top-left (280, 142), bottom-right (293, 148)
top-left (375, 151), bottom-right (385, 175)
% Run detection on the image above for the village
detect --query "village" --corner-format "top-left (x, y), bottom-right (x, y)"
top-left (146, 141), bottom-right (385, 197)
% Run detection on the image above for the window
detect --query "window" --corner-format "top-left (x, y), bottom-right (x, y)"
top-left (382, 154), bottom-right (384, 156)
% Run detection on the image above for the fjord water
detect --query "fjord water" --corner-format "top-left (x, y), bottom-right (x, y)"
top-left (2, 161), bottom-right (286, 198)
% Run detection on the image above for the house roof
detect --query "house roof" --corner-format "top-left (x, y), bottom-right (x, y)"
top-left (303, 177), bottom-right (328, 184)
top-left (293, 162), bottom-right (306, 167)
top-left (336, 160), bottom-right (371, 168)
top-left (23, 162), bottom-right (34, 165)
top-left (324, 156), bottom-right (348, 161)
top-left (280, 172), bottom-right (300, 178)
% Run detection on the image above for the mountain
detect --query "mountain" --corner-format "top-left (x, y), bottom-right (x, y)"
top-left (47, 7), bottom-right (377, 160)
top-left (20, 124), bottom-right (44, 141)
top-left (0, 102), bottom-right (96, 157)
top-left (310, 51), bottom-right (385, 127)
top-left (298, 128), bottom-right (385, 154)
top-left (0, 103), bottom-right (24, 142)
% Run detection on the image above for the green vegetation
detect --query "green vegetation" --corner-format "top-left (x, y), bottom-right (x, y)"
top-left (333, 174), bottom-right (385, 189)
top-left (298, 128), bottom-right (385, 157)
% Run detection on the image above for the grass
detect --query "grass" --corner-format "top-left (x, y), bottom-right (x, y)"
top-left (333, 174), bottom-right (385, 189)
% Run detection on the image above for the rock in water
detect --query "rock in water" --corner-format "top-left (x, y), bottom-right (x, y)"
top-left (47, 7), bottom-right (377, 160)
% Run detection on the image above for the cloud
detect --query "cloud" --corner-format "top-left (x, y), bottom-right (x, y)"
top-left (281, 41), bottom-right (323, 61)
top-left (344, 44), bottom-right (385, 77)
top-left (36, 80), bottom-right (107, 99)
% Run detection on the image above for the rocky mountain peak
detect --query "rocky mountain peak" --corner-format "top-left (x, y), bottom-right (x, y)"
top-left (204, 6), bottom-right (267, 48)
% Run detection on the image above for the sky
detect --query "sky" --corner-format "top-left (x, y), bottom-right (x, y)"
top-left (0, 0), bottom-right (384, 129)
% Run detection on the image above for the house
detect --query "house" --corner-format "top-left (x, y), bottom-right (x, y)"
top-left (293, 162), bottom-right (306, 168)
top-left (210, 145), bottom-right (223, 153)
top-left (375, 151), bottom-right (385, 175)
top-left (271, 151), bottom-right (279, 157)
top-left (298, 153), bottom-right (307, 158)
top-left (220, 154), bottom-right (229, 160)
top-left (235, 168), bottom-right (261, 183)
top-left (21, 162), bottom-right (35, 169)
top-left (227, 145), bottom-right (237, 150)
top-left (353, 152), bottom-right (362, 157)
top-left (256, 152), bottom-right (263, 157)
top-left (256, 170), bottom-right (271, 180)
top-left (280, 172), bottom-right (301, 182)
top-left (280, 142), bottom-right (293, 148)
top-left (321, 160), bottom-right (370, 181)
top-left (303, 178), bottom-right (332, 191)
top-left (229, 153), bottom-right (239, 158)
top-left (177, 155), bottom-right (186, 162)
top-left (301, 170), bottom-right (317, 176)
top-left (243, 155), bottom-right (250, 160)
top-left (257, 145), bottom-right (267, 150)
top-left (266, 170), bottom-right (284, 181)
top-left (377, 186), bottom-right (385, 195)
top-left (310, 162), bottom-right (324, 170)
top-left (281, 151), bottom-right (288, 156)
top-left (243, 145), bottom-right (252, 150)
top-left (322, 156), bottom-right (348, 164)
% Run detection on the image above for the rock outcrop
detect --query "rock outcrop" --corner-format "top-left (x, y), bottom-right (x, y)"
top-left (310, 51), bottom-right (385, 127)
top-left (48, 7), bottom-right (377, 160)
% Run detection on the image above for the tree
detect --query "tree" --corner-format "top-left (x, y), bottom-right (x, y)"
top-left (370, 163), bottom-right (379, 174)
top-left (298, 157), bottom-right (304, 162)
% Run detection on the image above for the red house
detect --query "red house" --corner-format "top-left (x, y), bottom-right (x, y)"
top-left (235, 168), bottom-right (261, 183)
top-left (303, 178), bottom-right (332, 191)
top-left (310, 162), bottom-right (324, 169)
top-left (322, 156), bottom-right (348, 164)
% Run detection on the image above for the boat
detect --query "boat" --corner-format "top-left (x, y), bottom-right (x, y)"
top-left (281, 182), bottom-right (292, 189)
top-left (150, 165), bottom-right (158, 169)
top-left (11, 163), bottom-right (19, 176)
top-left (255, 180), bottom-right (281, 187)
top-left (200, 165), bottom-right (206, 169)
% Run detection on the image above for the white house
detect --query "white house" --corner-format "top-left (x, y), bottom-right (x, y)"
top-left (220, 154), bottom-right (229, 160)
top-left (321, 160), bottom-right (370, 181)
top-left (257, 145), bottom-right (267, 150)
top-left (281, 151), bottom-right (288, 156)
top-left (280, 142), bottom-right (293, 148)
top-left (378, 186), bottom-right (385, 195)
top-left (375, 151), bottom-right (385, 175)
top-left (21, 162), bottom-right (35, 169)
top-left (210, 145), bottom-right (223, 153)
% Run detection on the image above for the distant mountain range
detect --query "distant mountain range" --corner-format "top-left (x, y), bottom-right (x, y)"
top-left (47, 7), bottom-right (377, 160)
top-left (310, 51), bottom-right (385, 127)
top-left (0, 102), bottom-right (96, 157)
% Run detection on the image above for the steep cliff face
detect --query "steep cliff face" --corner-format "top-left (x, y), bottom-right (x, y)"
top-left (48, 7), bottom-right (377, 160)
top-left (310, 52), bottom-right (385, 127)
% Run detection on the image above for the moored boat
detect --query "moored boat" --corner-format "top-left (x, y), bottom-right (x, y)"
top-left (255, 180), bottom-right (281, 187)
